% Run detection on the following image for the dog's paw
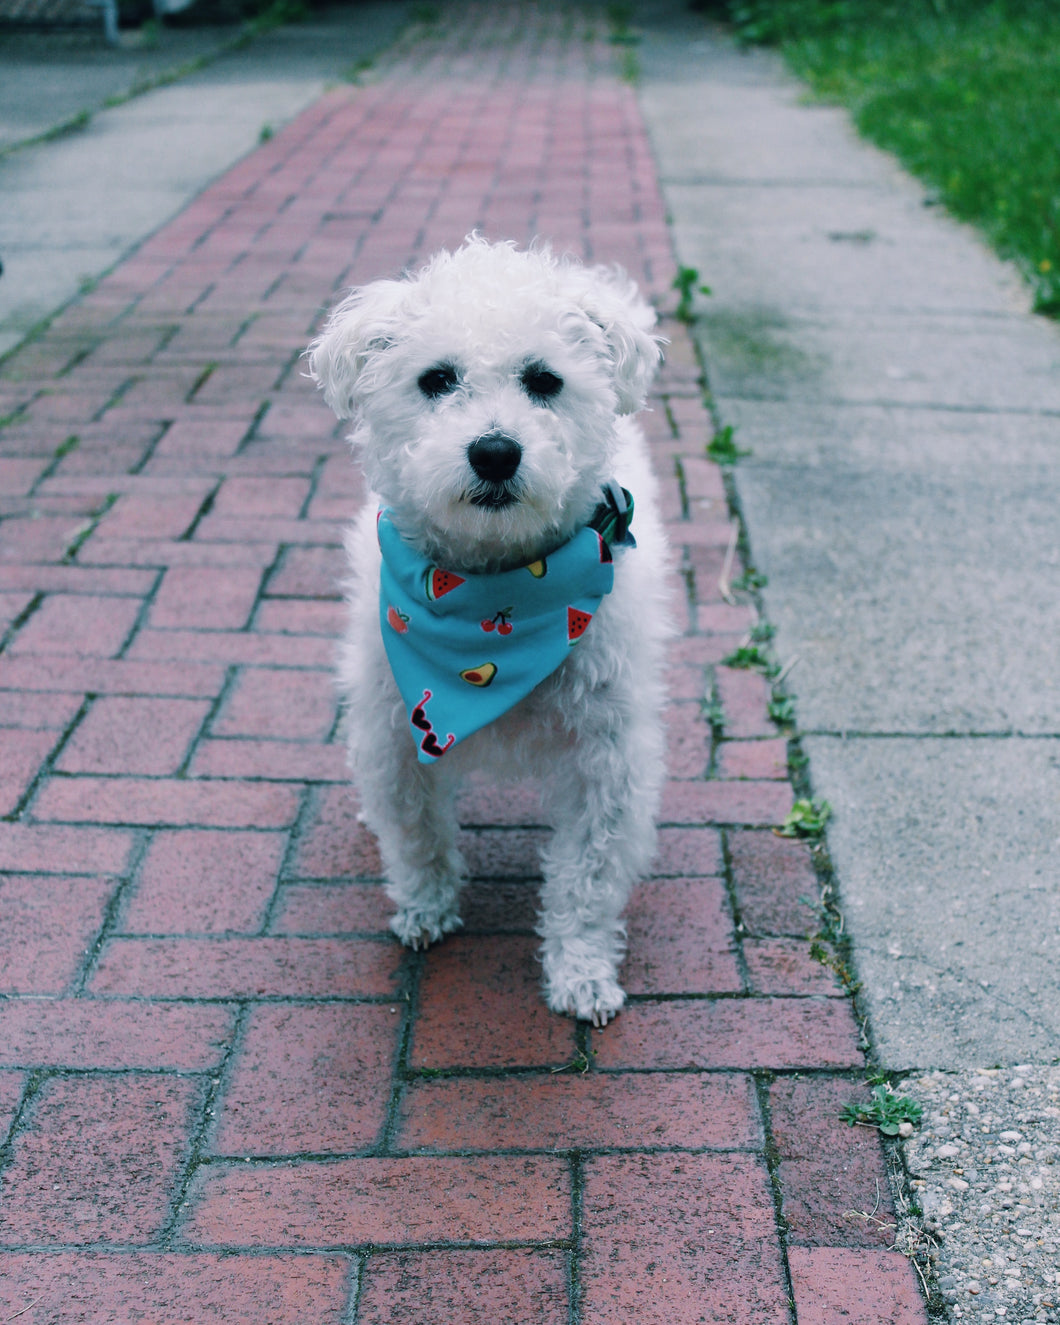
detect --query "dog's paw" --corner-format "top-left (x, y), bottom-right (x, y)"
top-left (547, 975), bottom-right (626, 1027)
top-left (390, 906), bottom-right (463, 951)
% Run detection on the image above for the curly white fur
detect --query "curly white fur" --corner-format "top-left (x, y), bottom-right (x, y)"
top-left (308, 237), bottom-right (669, 1025)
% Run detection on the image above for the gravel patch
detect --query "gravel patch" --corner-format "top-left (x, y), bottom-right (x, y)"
top-left (898, 1066), bottom-right (1060, 1322)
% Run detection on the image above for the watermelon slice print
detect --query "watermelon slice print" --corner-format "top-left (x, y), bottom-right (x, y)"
top-left (424, 567), bottom-right (466, 601)
top-left (567, 606), bottom-right (593, 645)
top-left (386, 605), bottom-right (409, 634)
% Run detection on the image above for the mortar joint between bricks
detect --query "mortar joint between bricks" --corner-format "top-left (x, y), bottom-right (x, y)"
top-left (228, 311), bottom-right (259, 350)
top-left (792, 809), bottom-right (874, 1055)
top-left (573, 1017), bottom-right (595, 1074)
top-left (377, 948), bottom-right (426, 1154)
top-left (114, 579), bottom-right (156, 661)
top-left (127, 418), bottom-right (172, 477)
top-left (673, 453), bottom-right (690, 520)
top-left (718, 827), bottom-right (753, 989)
top-left (340, 1254), bottom-right (366, 1325)
top-left (567, 1150), bottom-right (586, 1325)
top-left (325, 699), bottom-right (347, 747)
top-left (56, 344), bottom-right (93, 379)
top-left (69, 827), bottom-right (154, 996)
top-left (154, 324), bottom-right (181, 356)
top-left (6, 690), bottom-right (95, 825)
top-left (176, 668), bottom-right (236, 781)
top-left (184, 286), bottom-right (216, 320)
top-left (237, 398), bottom-right (271, 451)
top-left (271, 783), bottom-right (328, 917)
top-left (274, 343), bottom-right (307, 393)
top-left (92, 375), bottom-right (138, 423)
top-left (0, 590), bottom-right (43, 660)
top-left (750, 1072), bottom-right (799, 1325)
top-left (0, 1070), bottom-right (50, 1183)
top-left (179, 479), bottom-right (222, 542)
top-left (300, 453), bottom-right (329, 522)
top-left (35, 433), bottom-right (81, 488)
top-left (157, 1000), bottom-right (251, 1247)
top-left (61, 490), bottom-right (119, 565)
top-left (188, 360), bottom-right (226, 411)
top-left (678, 557), bottom-right (697, 629)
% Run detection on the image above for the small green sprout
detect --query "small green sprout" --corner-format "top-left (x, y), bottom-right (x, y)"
top-left (731, 568), bottom-right (768, 592)
top-left (787, 745), bottom-right (808, 773)
top-left (701, 697), bottom-right (725, 731)
top-left (809, 940), bottom-right (861, 995)
top-left (706, 425), bottom-right (751, 464)
top-left (672, 265), bottom-right (712, 322)
top-left (768, 693), bottom-right (796, 726)
top-left (551, 1048), bottom-right (593, 1075)
top-left (722, 643), bottom-right (777, 676)
top-left (775, 797), bottom-right (832, 838)
top-left (840, 1083), bottom-right (922, 1137)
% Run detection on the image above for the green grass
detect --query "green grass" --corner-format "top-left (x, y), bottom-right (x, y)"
top-left (705, 0), bottom-right (1060, 314)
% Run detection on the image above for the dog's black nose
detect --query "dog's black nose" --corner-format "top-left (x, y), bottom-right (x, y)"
top-left (467, 432), bottom-right (522, 483)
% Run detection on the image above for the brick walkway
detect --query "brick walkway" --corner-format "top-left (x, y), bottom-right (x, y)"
top-left (0, 4), bottom-right (930, 1321)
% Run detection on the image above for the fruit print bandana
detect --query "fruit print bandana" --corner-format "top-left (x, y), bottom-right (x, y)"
top-left (377, 494), bottom-right (631, 762)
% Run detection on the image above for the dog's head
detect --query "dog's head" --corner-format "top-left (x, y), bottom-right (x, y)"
top-left (307, 237), bottom-right (662, 570)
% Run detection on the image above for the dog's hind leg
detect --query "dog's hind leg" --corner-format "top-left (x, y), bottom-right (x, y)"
top-left (537, 702), bottom-right (663, 1026)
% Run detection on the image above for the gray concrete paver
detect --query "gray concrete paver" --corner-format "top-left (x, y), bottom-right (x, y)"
top-left (735, 456), bottom-right (1060, 734)
top-left (804, 734), bottom-right (1060, 1068)
top-left (698, 310), bottom-right (1060, 410)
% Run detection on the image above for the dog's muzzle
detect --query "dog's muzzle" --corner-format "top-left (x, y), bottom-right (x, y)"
top-left (467, 431), bottom-right (521, 508)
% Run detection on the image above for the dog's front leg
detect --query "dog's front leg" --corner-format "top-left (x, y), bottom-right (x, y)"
top-left (537, 702), bottom-right (662, 1026)
top-left (351, 709), bottom-right (465, 951)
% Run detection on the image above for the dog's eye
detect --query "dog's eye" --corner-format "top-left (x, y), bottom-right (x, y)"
top-left (418, 365), bottom-right (460, 400)
top-left (521, 366), bottom-right (563, 402)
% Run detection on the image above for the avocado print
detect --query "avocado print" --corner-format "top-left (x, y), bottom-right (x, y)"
top-left (424, 567), bottom-right (466, 600)
top-left (460, 662), bottom-right (497, 687)
top-left (567, 606), bottom-right (593, 644)
top-left (525, 558), bottom-right (547, 578)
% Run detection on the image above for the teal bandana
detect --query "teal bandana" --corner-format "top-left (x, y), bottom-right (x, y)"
top-left (378, 487), bottom-right (633, 762)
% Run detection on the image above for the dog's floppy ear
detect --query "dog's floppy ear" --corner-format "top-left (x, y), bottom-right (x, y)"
top-left (568, 264), bottom-right (664, 415)
top-left (306, 279), bottom-right (409, 419)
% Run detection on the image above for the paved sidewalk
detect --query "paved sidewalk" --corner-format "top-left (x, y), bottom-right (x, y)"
top-left (0, 1), bottom-right (408, 357)
top-left (0, 3), bottom-right (927, 1321)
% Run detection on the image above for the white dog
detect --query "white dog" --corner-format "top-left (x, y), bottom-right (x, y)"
top-left (308, 237), bottom-right (668, 1025)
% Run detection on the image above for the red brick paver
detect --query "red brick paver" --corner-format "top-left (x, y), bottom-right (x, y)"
top-left (0, 3), bottom-right (927, 1321)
